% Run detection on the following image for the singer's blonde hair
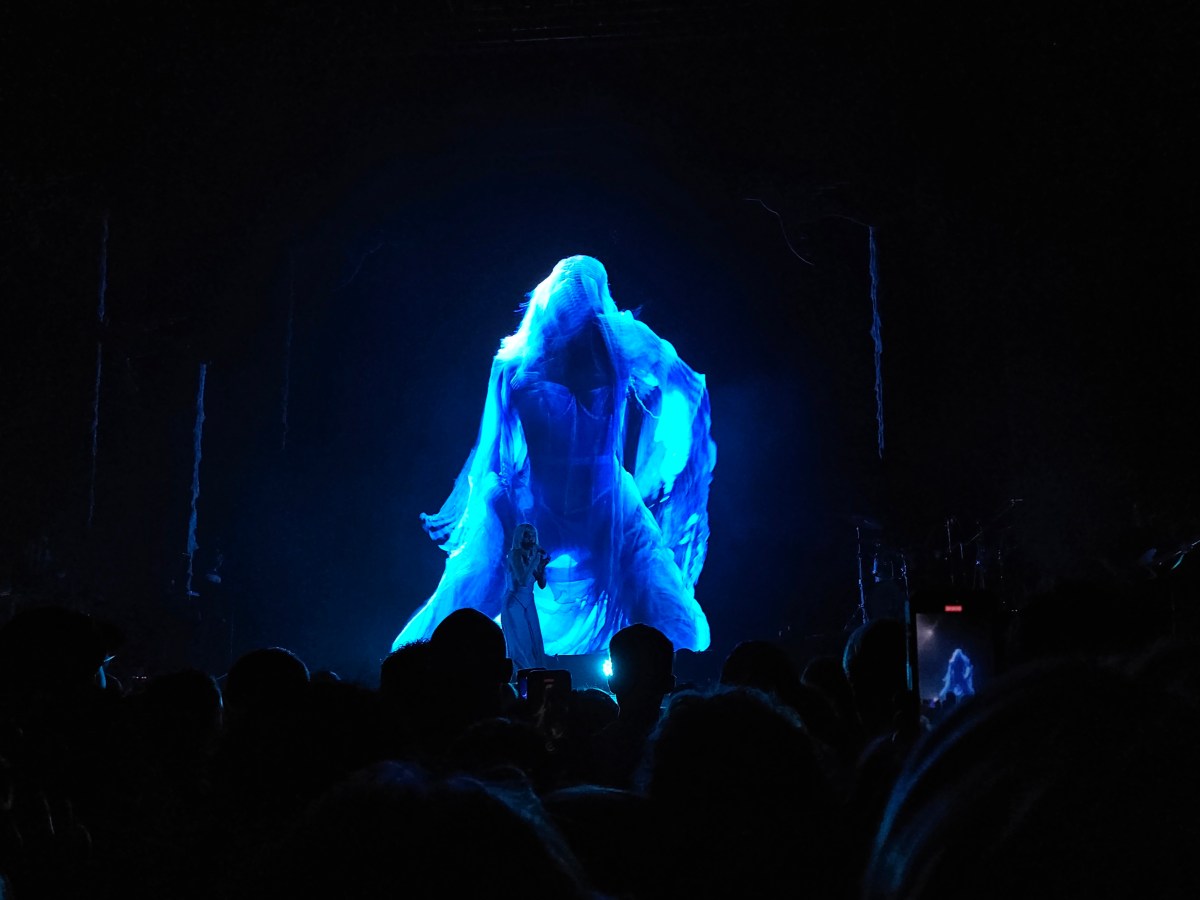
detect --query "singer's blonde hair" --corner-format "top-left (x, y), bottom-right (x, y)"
top-left (512, 523), bottom-right (538, 549)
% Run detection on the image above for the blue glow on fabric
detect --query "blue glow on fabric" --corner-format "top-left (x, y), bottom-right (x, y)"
top-left (653, 390), bottom-right (693, 493)
top-left (393, 256), bottom-right (716, 654)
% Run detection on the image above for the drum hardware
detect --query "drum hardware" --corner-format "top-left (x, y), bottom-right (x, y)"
top-left (847, 514), bottom-right (916, 628)
top-left (843, 514), bottom-right (883, 629)
top-left (854, 524), bottom-right (869, 627)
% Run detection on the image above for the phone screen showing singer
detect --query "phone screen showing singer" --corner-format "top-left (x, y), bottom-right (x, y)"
top-left (913, 609), bottom-right (995, 705)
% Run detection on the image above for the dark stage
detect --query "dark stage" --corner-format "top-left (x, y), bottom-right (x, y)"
top-left (2, 3), bottom-right (1197, 680)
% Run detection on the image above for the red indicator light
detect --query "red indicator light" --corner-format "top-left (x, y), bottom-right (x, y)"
top-left (944, 604), bottom-right (963, 613)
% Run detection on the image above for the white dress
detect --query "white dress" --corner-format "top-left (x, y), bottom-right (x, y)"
top-left (502, 548), bottom-right (549, 670)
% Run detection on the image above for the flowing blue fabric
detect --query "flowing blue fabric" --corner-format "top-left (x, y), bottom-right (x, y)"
top-left (393, 256), bottom-right (715, 654)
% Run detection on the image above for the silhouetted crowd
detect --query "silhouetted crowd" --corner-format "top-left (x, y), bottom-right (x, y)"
top-left (1, 580), bottom-right (1199, 899)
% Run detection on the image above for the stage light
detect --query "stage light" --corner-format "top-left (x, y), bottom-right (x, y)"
top-left (602, 658), bottom-right (613, 678)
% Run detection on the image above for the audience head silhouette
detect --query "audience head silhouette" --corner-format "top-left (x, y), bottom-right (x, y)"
top-left (843, 617), bottom-right (907, 736)
top-left (865, 658), bottom-right (1200, 899)
top-left (606, 623), bottom-right (675, 712)
top-left (223, 646), bottom-right (309, 719)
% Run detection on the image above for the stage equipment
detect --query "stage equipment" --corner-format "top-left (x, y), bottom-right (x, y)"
top-left (869, 541), bottom-right (911, 621)
top-left (899, 501), bottom-right (1022, 599)
top-left (848, 514), bottom-right (882, 627)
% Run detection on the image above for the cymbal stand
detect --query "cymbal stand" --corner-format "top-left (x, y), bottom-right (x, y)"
top-left (973, 520), bottom-right (987, 590)
top-left (855, 525), bottom-right (869, 626)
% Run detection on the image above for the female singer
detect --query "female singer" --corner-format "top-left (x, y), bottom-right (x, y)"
top-left (503, 523), bottom-right (550, 670)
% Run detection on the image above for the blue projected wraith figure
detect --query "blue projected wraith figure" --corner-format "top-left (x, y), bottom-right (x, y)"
top-left (392, 255), bottom-right (715, 655)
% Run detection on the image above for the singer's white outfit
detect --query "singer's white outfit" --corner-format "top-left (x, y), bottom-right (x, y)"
top-left (503, 531), bottom-right (550, 670)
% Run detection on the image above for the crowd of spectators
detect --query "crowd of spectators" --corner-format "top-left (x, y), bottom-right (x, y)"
top-left (1, 579), bottom-right (1198, 898)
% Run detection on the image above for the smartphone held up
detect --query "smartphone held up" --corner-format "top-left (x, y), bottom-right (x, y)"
top-left (905, 589), bottom-right (1003, 724)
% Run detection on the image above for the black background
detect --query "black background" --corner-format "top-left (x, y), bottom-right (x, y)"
top-left (3, 2), bottom-right (1196, 679)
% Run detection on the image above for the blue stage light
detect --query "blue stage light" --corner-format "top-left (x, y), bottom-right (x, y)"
top-left (602, 658), bottom-right (613, 678)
